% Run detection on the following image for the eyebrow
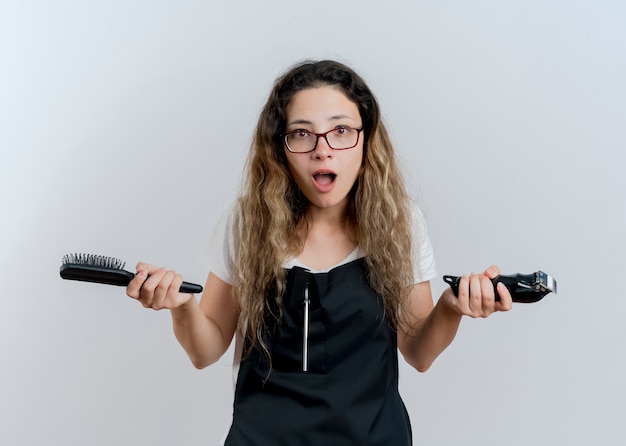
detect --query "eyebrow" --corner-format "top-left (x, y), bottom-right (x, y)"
top-left (286, 114), bottom-right (356, 127)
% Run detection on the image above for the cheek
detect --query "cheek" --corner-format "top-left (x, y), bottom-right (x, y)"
top-left (284, 156), bottom-right (307, 185)
top-left (355, 147), bottom-right (366, 173)
top-left (283, 149), bottom-right (297, 172)
top-left (341, 153), bottom-right (364, 188)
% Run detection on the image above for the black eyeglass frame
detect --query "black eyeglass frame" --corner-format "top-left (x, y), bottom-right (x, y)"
top-left (282, 127), bottom-right (364, 154)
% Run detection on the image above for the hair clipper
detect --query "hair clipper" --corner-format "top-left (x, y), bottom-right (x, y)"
top-left (443, 271), bottom-right (557, 303)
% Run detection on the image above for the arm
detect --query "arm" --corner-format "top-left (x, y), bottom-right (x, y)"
top-left (171, 272), bottom-right (238, 369)
top-left (398, 265), bottom-right (512, 373)
top-left (127, 265), bottom-right (238, 369)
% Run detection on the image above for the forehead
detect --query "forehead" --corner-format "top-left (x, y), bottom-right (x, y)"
top-left (285, 86), bottom-right (360, 126)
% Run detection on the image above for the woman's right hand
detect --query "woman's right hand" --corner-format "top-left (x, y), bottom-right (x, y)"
top-left (126, 262), bottom-right (195, 310)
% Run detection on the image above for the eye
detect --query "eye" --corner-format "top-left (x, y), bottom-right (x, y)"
top-left (332, 127), bottom-right (353, 137)
top-left (291, 130), bottom-right (311, 139)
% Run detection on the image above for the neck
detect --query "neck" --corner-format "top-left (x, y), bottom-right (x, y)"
top-left (296, 201), bottom-right (358, 269)
top-left (300, 202), bottom-right (358, 249)
top-left (306, 201), bottom-right (349, 229)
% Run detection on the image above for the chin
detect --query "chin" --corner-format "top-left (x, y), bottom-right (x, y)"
top-left (309, 196), bottom-right (350, 211)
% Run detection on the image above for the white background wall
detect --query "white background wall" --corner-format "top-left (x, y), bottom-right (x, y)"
top-left (1, 1), bottom-right (624, 444)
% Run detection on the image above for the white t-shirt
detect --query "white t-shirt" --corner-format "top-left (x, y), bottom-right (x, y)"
top-left (205, 202), bottom-right (437, 285)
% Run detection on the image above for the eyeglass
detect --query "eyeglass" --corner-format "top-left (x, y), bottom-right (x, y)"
top-left (282, 127), bottom-right (363, 153)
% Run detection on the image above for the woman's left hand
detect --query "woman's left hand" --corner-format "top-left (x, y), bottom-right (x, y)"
top-left (442, 265), bottom-right (513, 318)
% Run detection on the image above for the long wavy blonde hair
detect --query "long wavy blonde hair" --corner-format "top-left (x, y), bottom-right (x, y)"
top-left (234, 60), bottom-right (415, 355)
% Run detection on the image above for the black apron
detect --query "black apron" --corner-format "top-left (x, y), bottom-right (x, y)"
top-left (224, 259), bottom-right (412, 445)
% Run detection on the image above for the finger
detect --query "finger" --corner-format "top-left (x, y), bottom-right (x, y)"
top-left (127, 262), bottom-right (160, 298)
top-left (495, 282), bottom-right (513, 312)
top-left (171, 273), bottom-right (183, 292)
top-left (145, 269), bottom-right (191, 310)
top-left (157, 273), bottom-right (194, 310)
top-left (138, 267), bottom-right (167, 307)
top-left (135, 262), bottom-right (163, 276)
top-left (152, 270), bottom-right (178, 310)
top-left (169, 274), bottom-right (193, 308)
top-left (127, 268), bottom-right (149, 299)
top-left (456, 274), bottom-right (471, 314)
top-left (468, 273), bottom-right (482, 316)
top-left (483, 265), bottom-right (500, 279)
top-left (479, 274), bottom-right (496, 316)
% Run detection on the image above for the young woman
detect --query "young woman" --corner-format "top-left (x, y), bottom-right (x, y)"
top-left (126, 60), bottom-right (513, 445)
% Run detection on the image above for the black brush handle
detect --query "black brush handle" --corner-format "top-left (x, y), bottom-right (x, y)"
top-left (178, 281), bottom-right (203, 294)
top-left (60, 264), bottom-right (203, 294)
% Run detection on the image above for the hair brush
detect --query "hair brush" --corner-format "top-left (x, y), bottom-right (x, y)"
top-left (443, 271), bottom-right (557, 303)
top-left (60, 253), bottom-right (203, 294)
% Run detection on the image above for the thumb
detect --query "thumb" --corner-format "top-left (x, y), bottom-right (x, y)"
top-left (483, 265), bottom-right (501, 279)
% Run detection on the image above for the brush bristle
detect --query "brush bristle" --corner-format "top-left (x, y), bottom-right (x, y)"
top-left (62, 253), bottom-right (126, 270)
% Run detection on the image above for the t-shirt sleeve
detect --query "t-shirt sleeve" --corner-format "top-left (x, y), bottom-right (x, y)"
top-left (204, 203), bottom-right (238, 286)
top-left (412, 205), bottom-right (437, 284)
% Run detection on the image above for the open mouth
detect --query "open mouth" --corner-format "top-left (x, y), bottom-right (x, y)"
top-left (313, 172), bottom-right (337, 185)
top-left (312, 170), bottom-right (337, 192)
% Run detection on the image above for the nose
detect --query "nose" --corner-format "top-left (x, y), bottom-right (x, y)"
top-left (313, 135), bottom-right (333, 158)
